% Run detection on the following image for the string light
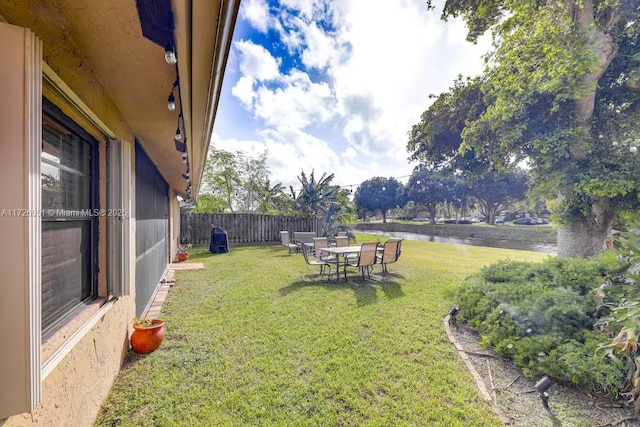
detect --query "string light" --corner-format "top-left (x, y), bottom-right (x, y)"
top-left (164, 12), bottom-right (190, 199)
top-left (167, 80), bottom-right (178, 111)
top-left (164, 43), bottom-right (177, 65)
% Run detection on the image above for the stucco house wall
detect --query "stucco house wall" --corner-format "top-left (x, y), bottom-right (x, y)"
top-left (0, 1), bottom-right (239, 424)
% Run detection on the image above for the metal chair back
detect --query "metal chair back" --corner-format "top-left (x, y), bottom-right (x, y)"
top-left (294, 231), bottom-right (316, 245)
top-left (335, 236), bottom-right (349, 247)
top-left (358, 242), bottom-right (378, 268)
top-left (380, 239), bottom-right (403, 273)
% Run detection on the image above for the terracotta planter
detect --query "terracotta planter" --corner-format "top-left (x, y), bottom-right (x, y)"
top-left (130, 319), bottom-right (166, 354)
top-left (177, 253), bottom-right (189, 262)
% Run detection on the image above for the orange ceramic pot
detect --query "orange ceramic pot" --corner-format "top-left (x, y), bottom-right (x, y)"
top-left (177, 253), bottom-right (189, 262)
top-left (130, 319), bottom-right (166, 354)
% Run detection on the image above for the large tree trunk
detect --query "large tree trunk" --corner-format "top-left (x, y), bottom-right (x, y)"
top-left (573, 0), bottom-right (618, 128)
top-left (556, 1), bottom-right (618, 257)
top-left (557, 197), bottom-right (615, 258)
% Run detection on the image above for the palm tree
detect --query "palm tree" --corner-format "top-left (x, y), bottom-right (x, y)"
top-left (295, 170), bottom-right (337, 217)
top-left (295, 170), bottom-right (354, 236)
top-left (255, 180), bottom-right (286, 214)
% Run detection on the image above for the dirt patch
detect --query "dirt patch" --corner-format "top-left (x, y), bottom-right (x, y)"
top-left (446, 317), bottom-right (640, 427)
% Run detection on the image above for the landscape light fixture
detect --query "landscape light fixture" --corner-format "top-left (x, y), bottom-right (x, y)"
top-left (534, 376), bottom-right (556, 417)
top-left (448, 307), bottom-right (459, 317)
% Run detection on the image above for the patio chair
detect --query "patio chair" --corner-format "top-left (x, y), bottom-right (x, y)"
top-left (280, 230), bottom-right (299, 254)
top-left (313, 237), bottom-right (336, 262)
top-left (344, 242), bottom-right (379, 281)
top-left (294, 231), bottom-right (316, 249)
top-left (299, 242), bottom-right (335, 280)
top-left (335, 236), bottom-right (349, 247)
top-left (377, 239), bottom-right (403, 274)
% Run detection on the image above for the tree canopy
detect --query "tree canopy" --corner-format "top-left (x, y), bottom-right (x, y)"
top-left (402, 169), bottom-right (452, 224)
top-left (469, 171), bottom-right (528, 225)
top-left (422, 0), bottom-right (640, 257)
top-left (354, 177), bottom-right (402, 223)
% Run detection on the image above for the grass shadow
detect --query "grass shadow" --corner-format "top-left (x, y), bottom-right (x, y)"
top-left (279, 274), bottom-right (405, 307)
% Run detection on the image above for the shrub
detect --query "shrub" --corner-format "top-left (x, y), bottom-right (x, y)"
top-left (456, 256), bottom-right (626, 396)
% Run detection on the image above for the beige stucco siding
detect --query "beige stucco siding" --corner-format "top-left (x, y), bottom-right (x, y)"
top-left (3, 298), bottom-right (134, 427)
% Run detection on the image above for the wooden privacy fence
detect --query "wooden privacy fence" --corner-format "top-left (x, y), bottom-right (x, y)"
top-left (180, 212), bottom-right (322, 244)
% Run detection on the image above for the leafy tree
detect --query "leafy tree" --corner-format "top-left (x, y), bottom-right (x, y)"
top-left (470, 171), bottom-right (528, 225)
top-left (424, 0), bottom-right (640, 258)
top-left (445, 175), bottom-right (471, 220)
top-left (294, 170), bottom-right (353, 236)
top-left (354, 177), bottom-right (402, 223)
top-left (407, 76), bottom-right (488, 174)
top-left (193, 193), bottom-right (227, 213)
top-left (403, 169), bottom-right (450, 224)
top-left (235, 150), bottom-right (270, 212)
top-left (200, 149), bottom-right (241, 212)
top-left (295, 170), bottom-right (338, 218)
top-left (199, 149), bottom-right (284, 214)
top-left (255, 179), bottom-right (287, 214)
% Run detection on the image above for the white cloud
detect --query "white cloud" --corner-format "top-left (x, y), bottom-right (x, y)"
top-left (240, 0), bottom-right (272, 33)
top-left (248, 69), bottom-right (337, 128)
top-left (325, 0), bottom-right (491, 160)
top-left (212, 129), bottom-right (414, 193)
top-left (234, 40), bottom-right (281, 81)
top-left (278, 0), bottom-right (330, 22)
top-left (231, 76), bottom-right (256, 108)
top-left (298, 20), bottom-right (337, 70)
top-left (218, 0), bottom-right (491, 189)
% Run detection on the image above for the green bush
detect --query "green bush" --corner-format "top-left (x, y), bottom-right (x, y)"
top-left (456, 256), bottom-right (626, 396)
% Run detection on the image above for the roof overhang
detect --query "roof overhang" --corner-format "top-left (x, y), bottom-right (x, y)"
top-left (172, 0), bottom-right (240, 197)
top-left (0, 0), bottom-right (240, 196)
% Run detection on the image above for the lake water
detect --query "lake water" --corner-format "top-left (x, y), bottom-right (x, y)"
top-left (362, 230), bottom-right (557, 254)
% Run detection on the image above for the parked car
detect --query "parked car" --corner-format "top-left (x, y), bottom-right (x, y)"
top-left (495, 216), bottom-right (505, 224)
top-left (411, 217), bottom-right (429, 222)
top-left (531, 217), bottom-right (550, 224)
top-left (513, 217), bottom-right (537, 225)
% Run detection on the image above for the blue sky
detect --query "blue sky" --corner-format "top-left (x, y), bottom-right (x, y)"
top-left (212, 0), bottom-right (491, 192)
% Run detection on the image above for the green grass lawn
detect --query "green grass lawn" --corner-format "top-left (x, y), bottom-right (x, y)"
top-left (95, 235), bottom-right (550, 427)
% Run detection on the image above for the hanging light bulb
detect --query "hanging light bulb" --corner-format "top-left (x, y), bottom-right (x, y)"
top-left (165, 42), bottom-right (177, 64)
top-left (182, 155), bottom-right (188, 164)
top-left (175, 127), bottom-right (182, 140)
top-left (168, 92), bottom-right (176, 111)
top-left (182, 152), bottom-right (187, 160)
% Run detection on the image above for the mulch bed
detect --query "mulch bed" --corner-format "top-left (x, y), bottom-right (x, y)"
top-left (445, 315), bottom-right (640, 427)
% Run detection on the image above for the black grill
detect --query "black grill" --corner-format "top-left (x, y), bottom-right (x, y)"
top-left (209, 226), bottom-right (229, 254)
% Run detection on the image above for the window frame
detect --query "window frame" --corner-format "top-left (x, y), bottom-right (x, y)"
top-left (41, 97), bottom-right (100, 339)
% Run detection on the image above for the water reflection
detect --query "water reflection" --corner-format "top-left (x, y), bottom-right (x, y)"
top-left (362, 230), bottom-right (557, 254)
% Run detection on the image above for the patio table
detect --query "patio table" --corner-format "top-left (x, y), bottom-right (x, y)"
top-left (319, 245), bottom-right (362, 281)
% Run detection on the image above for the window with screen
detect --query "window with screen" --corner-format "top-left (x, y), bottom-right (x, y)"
top-left (41, 101), bottom-right (98, 337)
